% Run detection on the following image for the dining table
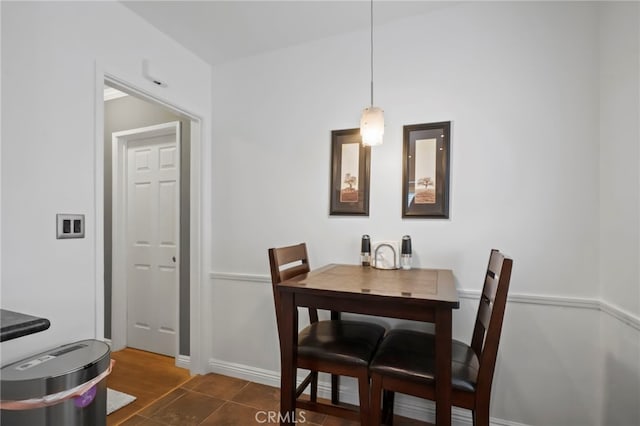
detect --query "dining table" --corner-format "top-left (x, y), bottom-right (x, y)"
top-left (277, 263), bottom-right (459, 425)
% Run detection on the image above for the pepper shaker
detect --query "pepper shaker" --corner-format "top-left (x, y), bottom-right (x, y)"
top-left (401, 235), bottom-right (412, 270)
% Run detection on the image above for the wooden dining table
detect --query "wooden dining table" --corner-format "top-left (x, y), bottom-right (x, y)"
top-left (277, 263), bottom-right (459, 425)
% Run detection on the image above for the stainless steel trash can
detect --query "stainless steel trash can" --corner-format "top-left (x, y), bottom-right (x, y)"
top-left (0, 339), bottom-right (111, 426)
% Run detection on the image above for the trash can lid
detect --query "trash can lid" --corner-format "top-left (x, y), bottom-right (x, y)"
top-left (0, 339), bottom-right (110, 400)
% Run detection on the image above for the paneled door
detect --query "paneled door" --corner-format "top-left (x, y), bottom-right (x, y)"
top-left (114, 122), bottom-right (180, 357)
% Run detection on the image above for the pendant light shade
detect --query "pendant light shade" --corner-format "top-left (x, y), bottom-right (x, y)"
top-left (360, 106), bottom-right (384, 146)
top-left (360, 0), bottom-right (384, 146)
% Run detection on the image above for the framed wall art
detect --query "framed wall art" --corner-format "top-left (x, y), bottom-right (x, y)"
top-left (330, 128), bottom-right (371, 216)
top-left (402, 121), bottom-right (451, 218)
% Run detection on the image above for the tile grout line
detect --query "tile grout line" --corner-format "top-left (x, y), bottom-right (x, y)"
top-left (117, 374), bottom-right (373, 426)
top-left (179, 378), bottom-right (251, 402)
top-left (197, 400), bottom-right (231, 426)
top-left (117, 375), bottom-right (261, 425)
top-left (191, 380), bottom-right (279, 425)
top-left (190, 380), bottom-right (283, 423)
top-left (115, 375), bottom-right (195, 425)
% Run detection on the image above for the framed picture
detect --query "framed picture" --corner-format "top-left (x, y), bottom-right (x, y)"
top-left (402, 121), bottom-right (451, 218)
top-left (330, 128), bottom-right (371, 216)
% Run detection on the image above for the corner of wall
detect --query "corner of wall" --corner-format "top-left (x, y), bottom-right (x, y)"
top-left (597, 2), bottom-right (640, 424)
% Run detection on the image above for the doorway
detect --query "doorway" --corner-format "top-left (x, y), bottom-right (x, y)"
top-left (112, 122), bottom-right (180, 356)
top-left (103, 82), bottom-right (191, 365)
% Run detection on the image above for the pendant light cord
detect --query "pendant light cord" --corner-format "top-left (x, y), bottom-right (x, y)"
top-left (370, 0), bottom-right (374, 107)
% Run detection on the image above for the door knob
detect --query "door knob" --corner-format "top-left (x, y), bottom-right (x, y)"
top-left (172, 256), bottom-right (176, 263)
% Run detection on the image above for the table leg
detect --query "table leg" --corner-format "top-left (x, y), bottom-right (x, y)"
top-left (329, 308), bottom-right (341, 404)
top-left (435, 308), bottom-right (452, 426)
top-left (331, 374), bottom-right (340, 404)
top-left (279, 291), bottom-right (297, 425)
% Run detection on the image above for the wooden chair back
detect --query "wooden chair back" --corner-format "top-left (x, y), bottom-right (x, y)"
top-left (470, 249), bottom-right (513, 400)
top-left (268, 243), bottom-right (319, 328)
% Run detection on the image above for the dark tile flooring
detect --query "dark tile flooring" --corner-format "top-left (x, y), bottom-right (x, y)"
top-left (119, 373), bottom-right (429, 426)
top-left (119, 373), bottom-right (347, 425)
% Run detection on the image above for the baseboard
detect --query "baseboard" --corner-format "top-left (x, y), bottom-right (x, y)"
top-left (104, 339), bottom-right (191, 370)
top-left (209, 357), bottom-right (280, 387)
top-left (208, 358), bottom-right (364, 408)
top-left (207, 357), bottom-right (527, 426)
top-left (176, 354), bottom-right (190, 369)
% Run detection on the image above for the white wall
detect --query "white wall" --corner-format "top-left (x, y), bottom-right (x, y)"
top-left (0, 2), bottom-right (212, 365)
top-left (210, 2), bottom-right (614, 425)
top-left (212, 2), bottom-right (601, 297)
top-left (1, 1), bottom-right (636, 425)
top-left (598, 2), bottom-right (640, 425)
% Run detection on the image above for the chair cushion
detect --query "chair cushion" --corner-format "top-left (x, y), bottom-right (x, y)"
top-left (369, 329), bottom-right (479, 393)
top-left (298, 320), bottom-right (386, 367)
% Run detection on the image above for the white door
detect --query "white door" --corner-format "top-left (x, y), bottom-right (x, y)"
top-left (113, 122), bottom-right (180, 357)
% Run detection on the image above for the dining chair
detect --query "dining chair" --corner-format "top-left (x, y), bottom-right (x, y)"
top-left (369, 249), bottom-right (513, 426)
top-left (268, 243), bottom-right (386, 424)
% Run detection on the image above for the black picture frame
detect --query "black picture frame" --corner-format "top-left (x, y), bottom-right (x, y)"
top-left (402, 121), bottom-right (451, 218)
top-left (330, 128), bottom-right (371, 216)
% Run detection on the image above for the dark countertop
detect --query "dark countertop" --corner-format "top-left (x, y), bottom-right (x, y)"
top-left (0, 309), bottom-right (50, 342)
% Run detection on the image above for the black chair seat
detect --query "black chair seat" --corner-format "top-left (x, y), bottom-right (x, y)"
top-left (370, 329), bottom-right (479, 393)
top-left (299, 320), bottom-right (386, 367)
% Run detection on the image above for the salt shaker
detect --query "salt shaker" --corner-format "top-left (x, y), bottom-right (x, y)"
top-left (361, 235), bottom-right (371, 267)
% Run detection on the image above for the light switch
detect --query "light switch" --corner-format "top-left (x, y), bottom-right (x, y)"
top-left (56, 214), bottom-right (85, 239)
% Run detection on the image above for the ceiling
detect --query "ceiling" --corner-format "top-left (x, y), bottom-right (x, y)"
top-left (121, 1), bottom-right (457, 66)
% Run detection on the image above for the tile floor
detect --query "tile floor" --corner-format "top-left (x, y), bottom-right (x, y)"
top-left (119, 373), bottom-right (429, 426)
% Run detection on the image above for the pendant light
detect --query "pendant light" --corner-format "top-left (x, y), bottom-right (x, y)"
top-left (360, 0), bottom-right (384, 146)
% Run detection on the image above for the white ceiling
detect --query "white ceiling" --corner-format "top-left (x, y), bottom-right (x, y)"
top-left (121, 1), bottom-right (457, 66)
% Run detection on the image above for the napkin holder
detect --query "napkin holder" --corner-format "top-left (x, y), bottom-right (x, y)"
top-left (371, 241), bottom-right (400, 270)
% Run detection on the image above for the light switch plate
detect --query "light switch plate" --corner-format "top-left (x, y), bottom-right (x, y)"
top-left (56, 214), bottom-right (85, 239)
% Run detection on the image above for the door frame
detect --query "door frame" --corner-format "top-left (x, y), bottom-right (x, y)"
top-left (94, 67), bottom-right (207, 374)
top-left (111, 121), bottom-right (181, 355)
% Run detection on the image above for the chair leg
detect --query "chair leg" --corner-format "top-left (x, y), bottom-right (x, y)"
top-left (382, 390), bottom-right (395, 425)
top-left (310, 371), bottom-right (318, 402)
top-left (357, 371), bottom-right (371, 426)
top-left (331, 374), bottom-right (340, 404)
top-left (473, 403), bottom-right (490, 426)
top-left (370, 373), bottom-right (383, 426)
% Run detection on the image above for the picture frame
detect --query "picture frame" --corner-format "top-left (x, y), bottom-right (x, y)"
top-left (402, 121), bottom-right (451, 218)
top-left (330, 128), bottom-right (371, 216)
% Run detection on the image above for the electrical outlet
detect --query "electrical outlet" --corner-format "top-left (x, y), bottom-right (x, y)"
top-left (56, 214), bottom-right (85, 239)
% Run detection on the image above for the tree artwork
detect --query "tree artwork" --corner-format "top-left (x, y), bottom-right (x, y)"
top-left (417, 177), bottom-right (433, 188)
top-left (344, 173), bottom-right (357, 190)
top-left (340, 173), bottom-right (358, 202)
top-left (415, 176), bottom-right (436, 204)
